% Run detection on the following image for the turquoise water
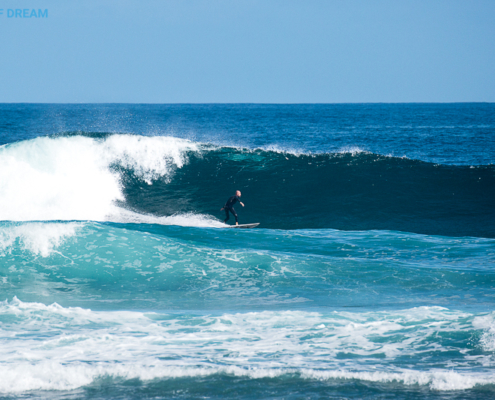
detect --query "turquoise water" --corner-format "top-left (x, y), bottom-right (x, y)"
top-left (0, 104), bottom-right (494, 398)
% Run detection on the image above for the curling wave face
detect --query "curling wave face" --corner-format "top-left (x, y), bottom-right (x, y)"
top-left (0, 134), bottom-right (494, 236)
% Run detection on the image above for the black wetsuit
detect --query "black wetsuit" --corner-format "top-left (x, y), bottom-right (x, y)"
top-left (223, 195), bottom-right (241, 223)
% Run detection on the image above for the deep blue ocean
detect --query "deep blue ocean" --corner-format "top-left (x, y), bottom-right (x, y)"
top-left (0, 104), bottom-right (494, 399)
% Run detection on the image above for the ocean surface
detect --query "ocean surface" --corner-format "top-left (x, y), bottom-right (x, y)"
top-left (0, 103), bottom-right (494, 399)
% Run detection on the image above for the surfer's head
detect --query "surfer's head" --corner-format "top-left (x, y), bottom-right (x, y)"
top-left (236, 190), bottom-right (241, 197)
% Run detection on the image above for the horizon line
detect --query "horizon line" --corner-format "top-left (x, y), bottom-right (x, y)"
top-left (0, 101), bottom-right (494, 105)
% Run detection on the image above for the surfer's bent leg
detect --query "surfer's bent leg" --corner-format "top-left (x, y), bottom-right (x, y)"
top-left (224, 207), bottom-right (238, 223)
top-left (231, 207), bottom-right (238, 223)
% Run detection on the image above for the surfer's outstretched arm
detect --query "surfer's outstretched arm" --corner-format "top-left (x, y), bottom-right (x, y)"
top-left (240, 202), bottom-right (244, 207)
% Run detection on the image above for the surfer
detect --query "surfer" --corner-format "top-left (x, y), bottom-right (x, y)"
top-left (221, 190), bottom-right (244, 225)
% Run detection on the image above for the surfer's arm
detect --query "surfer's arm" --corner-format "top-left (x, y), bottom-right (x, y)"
top-left (240, 202), bottom-right (244, 207)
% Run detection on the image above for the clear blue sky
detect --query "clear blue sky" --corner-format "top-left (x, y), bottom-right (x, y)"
top-left (1, 0), bottom-right (494, 103)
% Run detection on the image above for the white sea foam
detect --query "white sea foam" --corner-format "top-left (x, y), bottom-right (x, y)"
top-left (106, 209), bottom-right (226, 228)
top-left (335, 145), bottom-right (367, 155)
top-left (256, 144), bottom-right (308, 156)
top-left (0, 135), bottom-right (201, 222)
top-left (249, 144), bottom-right (367, 157)
top-left (473, 312), bottom-right (495, 352)
top-left (1, 298), bottom-right (493, 393)
top-left (0, 222), bottom-right (80, 257)
top-left (301, 369), bottom-right (495, 391)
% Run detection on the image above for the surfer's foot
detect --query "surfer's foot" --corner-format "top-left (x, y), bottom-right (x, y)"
top-left (236, 222), bottom-right (239, 226)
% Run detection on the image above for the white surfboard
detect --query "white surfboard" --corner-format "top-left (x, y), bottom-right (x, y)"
top-left (228, 223), bottom-right (260, 229)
